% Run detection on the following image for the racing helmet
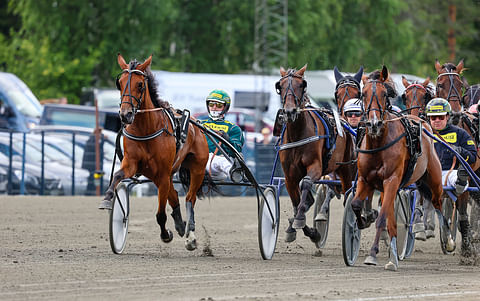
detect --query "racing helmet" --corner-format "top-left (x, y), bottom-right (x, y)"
top-left (425, 98), bottom-right (451, 116)
top-left (343, 98), bottom-right (363, 113)
top-left (206, 89), bottom-right (231, 120)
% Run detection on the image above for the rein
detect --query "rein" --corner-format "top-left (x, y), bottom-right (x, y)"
top-left (356, 132), bottom-right (406, 154)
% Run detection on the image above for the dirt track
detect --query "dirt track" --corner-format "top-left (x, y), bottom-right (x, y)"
top-left (1, 194), bottom-right (480, 300)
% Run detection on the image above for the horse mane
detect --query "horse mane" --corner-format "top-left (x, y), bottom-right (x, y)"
top-left (442, 62), bottom-right (460, 73)
top-left (128, 60), bottom-right (170, 109)
top-left (367, 70), bottom-right (398, 98)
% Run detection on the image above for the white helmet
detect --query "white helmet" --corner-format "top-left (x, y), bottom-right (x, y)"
top-left (343, 98), bottom-right (363, 113)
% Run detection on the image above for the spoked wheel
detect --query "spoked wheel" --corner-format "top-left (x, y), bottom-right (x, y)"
top-left (342, 192), bottom-right (361, 266)
top-left (395, 190), bottom-right (415, 260)
top-left (258, 186), bottom-right (279, 260)
top-left (109, 181), bottom-right (130, 254)
top-left (312, 184), bottom-right (330, 248)
top-left (439, 196), bottom-right (457, 255)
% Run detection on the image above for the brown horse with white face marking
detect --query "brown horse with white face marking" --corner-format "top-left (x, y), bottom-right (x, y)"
top-left (435, 59), bottom-right (465, 112)
top-left (352, 66), bottom-right (444, 270)
top-left (275, 65), bottom-right (356, 245)
top-left (100, 54), bottom-right (209, 251)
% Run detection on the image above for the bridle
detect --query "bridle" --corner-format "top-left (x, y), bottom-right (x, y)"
top-left (463, 85), bottom-right (480, 108)
top-left (403, 83), bottom-right (428, 117)
top-left (363, 80), bottom-right (390, 120)
top-left (335, 79), bottom-right (361, 114)
top-left (436, 71), bottom-right (463, 105)
top-left (116, 68), bottom-right (148, 115)
top-left (276, 71), bottom-right (307, 109)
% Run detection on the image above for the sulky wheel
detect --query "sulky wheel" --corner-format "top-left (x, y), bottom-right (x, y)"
top-left (395, 190), bottom-right (415, 260)
top-left (439, 196), bottom-right (457, 255)
top-left (312, 184), bottom-right (330, 248)
top-left (109, 181), bottom-right (130, 254)
top-left (258, 186), bottom-right (280, 260)
top-left (342, 191), bottom-right (361, 266)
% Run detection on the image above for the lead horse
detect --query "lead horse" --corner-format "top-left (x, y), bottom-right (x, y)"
top-left (100, 54), bottom-right (209, 251)
top-left (275, 65), bottom-right (356, 245)
top-left (352, 66), bottom-right (446, 270)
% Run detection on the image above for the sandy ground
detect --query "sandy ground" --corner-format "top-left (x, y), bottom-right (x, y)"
top-left (1, 192), bottom-right (480, 301)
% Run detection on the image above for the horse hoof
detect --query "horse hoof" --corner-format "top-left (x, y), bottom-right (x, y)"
top-left (425, 230), bottom-right (435, 239)
top-left (384, 261), bottom-right (398, 271)
top-left (185, 232), bottom-right (197, 251)
top-left (285, 230), bottom-right (297, 243)
top-left (315, 212), bottom-right (328, 222)
top-left (364, 255), bottom-right (377, 266)
top-left (98, 199), bottom-right (113, 210)
top-left (412, 222), bottom-right (425, 233)
top-left (447, 237), bottom-right (456, 252)
top-left (292, 218), bottom-right (306, 229)
top-left (161, 229), bottom-right (173, 243)
top-left (415, 231), bottom-right (426, 241)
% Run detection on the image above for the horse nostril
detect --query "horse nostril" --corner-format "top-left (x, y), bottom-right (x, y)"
top-left (126, 111), bottom-right (133, 120)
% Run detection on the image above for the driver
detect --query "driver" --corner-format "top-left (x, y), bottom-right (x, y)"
top-left (201, 89), bottom-right (244, 179)
top-left (343, 98), bottom-right (363, 130)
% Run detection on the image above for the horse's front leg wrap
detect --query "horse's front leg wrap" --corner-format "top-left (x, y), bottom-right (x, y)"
top-left (185, 201), bottom-right (197, 251)
top-left (293, 176), bottom-right (313, 229)
top-left (99, 169), bottom-right (125, 210)
top-left (171, 205), bottom-right (186, 237)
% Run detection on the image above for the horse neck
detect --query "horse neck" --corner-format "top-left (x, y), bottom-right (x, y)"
top-left (129, 90), bottom-right (165, 133)
top-left (285, 111), bottom-right (313, 142)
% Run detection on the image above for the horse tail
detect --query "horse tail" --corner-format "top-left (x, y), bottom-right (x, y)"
top-left (178, 167), bottom-right (221, 199)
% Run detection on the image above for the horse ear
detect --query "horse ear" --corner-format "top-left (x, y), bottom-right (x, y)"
top-left (280, 67), bottom-right (287, 77)
top-left (297, 64), bottom-right (307, 76)
top-left (435, 59), bottom-right (442, 74)
top-left (402, 76), bottom-right (409, 88)
top-left (456, 58), bottom-right (464, 73)
top-left (117, 53), bottom-right (128, 70)
top-left (137, 54), bottom-right (153, 71)
top-left (381, 65), bottom-right (389, 82)
top-left (334, 66), bottom-right (344, 83)
top-left (423, 77), bottom-right (430, 87)
top-left (353, 66), bottom-right (364, 83)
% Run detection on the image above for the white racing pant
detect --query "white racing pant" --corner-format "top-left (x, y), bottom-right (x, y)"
top-left (442, 170), bottom-right (468, 193)
top-left (206, 153), bottom-right (232, 180)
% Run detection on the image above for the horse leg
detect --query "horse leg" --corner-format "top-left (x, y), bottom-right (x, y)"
top-left (293, 176), bottom-right (315, 229)
top-left (315, 184), bottom-right (336, 221)
top-left (364, 192), bottom-right (385, 266)
top-left (99, 160), bottom-right (137, 209)
top-left (184, 165), bottom-right (205, 251)
top-left (382, 177), bottom-right (400, 271)
top-left (284, 179), bottom-right (300, 242)
top-left (168, 180), bottom-right (185, 237)
top-left (351, 180), bottom-right (374, 230)
top-left (423, 196), bottom-right (436, 239)
top-left (458, 193), bottom-right (474, 257)
top-left (155, 176), bottom-right (174, 243)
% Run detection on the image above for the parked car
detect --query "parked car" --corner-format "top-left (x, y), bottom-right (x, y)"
top-left (0, 72), bottom-right (43, 132)
top-left (80, 87), bottom-right (120, 109)
top-left (40, 104), bottom-right (121, 132)
top-left (193, 108), bottom-right (274, 133)
top-left (0, 133), bottom-right (88, 195)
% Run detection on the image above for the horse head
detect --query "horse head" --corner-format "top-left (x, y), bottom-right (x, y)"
top-left (117, 53), bottom-right (152, 124)
top-left (462, 82), bottom-right (480, 110)
top-left (334, 66), bottom-right (363, 115)
top-left (276, 64), bottom-right (308, 123)
top-left (361, 65), bottom-right (397, 137)
top-left (401, 76), bottom-right (433, 119)
top-left (435, 58), bottom-right (465, 112)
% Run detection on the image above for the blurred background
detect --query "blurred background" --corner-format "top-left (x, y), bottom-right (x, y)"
top-left (0, 0), bottom-right (478, 196)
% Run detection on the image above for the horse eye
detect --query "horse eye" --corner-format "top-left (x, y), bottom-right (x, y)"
top-left (137, 82), bottom-right (143, 90)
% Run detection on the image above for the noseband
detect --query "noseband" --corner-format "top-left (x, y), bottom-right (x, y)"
top-left (117, 68), bottom-right (148, 114)
top-left (436, 72), bottom-right (463, 104)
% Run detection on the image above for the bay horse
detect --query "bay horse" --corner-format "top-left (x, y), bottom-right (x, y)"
top-left (334, 66), bottom-right (364, 116)
top-left (100, 54), bottom-right (209, 251)
top-left (353, 66), bottom-right (445, 271)
top-left (462, 83), bottom-right (480, 109)
top-left (275, 65), bottom-right (356, 244)
top-left (401, 76), bottom-right (433, 119)
top-left (435, 59), bottom-right (465, 113)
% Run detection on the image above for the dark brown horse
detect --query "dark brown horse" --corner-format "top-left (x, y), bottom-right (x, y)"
top-left (334, 66), bottom-right (364, 116)
top-left (100, 54), bottom-right (209, 251)
top-left (463, 83), bottom-right (480, 109)
top-left (353, 66), bottom-right (445, 270)
top-left (275, 65), bottom-right (356, 244)
top-left (435, 59), bottom-right (465, 112)
top-left (401, 76), bottom-right (433, 118)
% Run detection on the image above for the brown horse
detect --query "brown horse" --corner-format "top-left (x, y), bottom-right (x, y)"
top-left (462, 83), bottom-right (480, 109)
top-left (435, 59), bottom-right (465, 112)
top-left (100, 54), bottom-right (209, 251)
top-left (352, 66), bottom-right (445, 271)
top-left (401, 76), bottom-right (433, 118)
top-left (275, 65), bottom-right (356, 244)
top-left (334, 66), bottom-right (364, 116)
